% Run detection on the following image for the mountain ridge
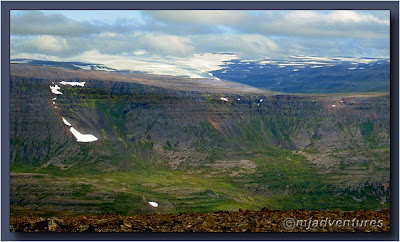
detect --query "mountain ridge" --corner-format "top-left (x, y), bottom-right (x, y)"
top-left (10, 55), bottom-right (390, 94)
top-left (10, 64), bottom-right (390, 215)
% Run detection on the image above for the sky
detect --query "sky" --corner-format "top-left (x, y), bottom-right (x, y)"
top-left (10, 10), bottom-right (390, 77)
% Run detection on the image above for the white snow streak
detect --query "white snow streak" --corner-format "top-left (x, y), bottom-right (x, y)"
top-left (69, 127), bottom-right (98, 143)
top-left (50, 85), bottom-right (62, 95)
top-left (62, 117), bottom-right (72, 126)
top-left (148, 202), bottom-right (158, 207)
top-left (60, 81), bottom-right (85, 87)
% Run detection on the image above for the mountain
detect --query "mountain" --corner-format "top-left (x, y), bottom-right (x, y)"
top-left (10, 59), bottom-right (119, 72)
top-left (10, 64), bottom-right (390, 216)
top-left (210, 57), bottom-right (390, 94)
top-left (10, 56), bottom-right (390, 94)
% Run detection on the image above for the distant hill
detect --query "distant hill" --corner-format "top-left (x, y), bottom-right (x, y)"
top-left (210, 57), bottom-right (390, 94)
top-left (11, 56), bottom-right (390, 94)
top-left (10, 59), bottom-right (119, 72)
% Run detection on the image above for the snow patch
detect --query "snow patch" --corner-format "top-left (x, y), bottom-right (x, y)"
top-left (293, 69), bottom-right (299, 72)
top-left (72, 64), bottom-right (92, 70)
top-left (148, 202), bottom-right (158, 207)
top-left (289, 56), bottom-right (335, 62)
top-left (92, 65), bottom-right (112, 71)
top-left (50, 85), bottom-right (62, 95)
top-left (220, 97), bottom-right (229, 102)
top-left (278, 63), bottom-right (305, 66)
top-left (348, 67), bottom-right (357, 70)
top-left (332, 105), bottom-right (336, 107)
top-left (258, 60), bottom-right (275, 65)
top-left (73, 51), bottom-right (238, 79)
top-left (60, 81), bottom-right (85, 87)
top-left (331, 57), bottom-right (379, 64)
top-left (62, 117), bottom-right (72, 126)
top-left (69, 127), bottom-right (98, 143)
top-left (207, 72), bottom-right (220, 80)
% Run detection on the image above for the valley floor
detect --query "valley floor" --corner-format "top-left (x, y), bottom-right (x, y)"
top-left (10, 209), bottom-right (390, 232)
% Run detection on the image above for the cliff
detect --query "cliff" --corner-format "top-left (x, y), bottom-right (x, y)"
top-left (10, 64), bottom-right (390, 214)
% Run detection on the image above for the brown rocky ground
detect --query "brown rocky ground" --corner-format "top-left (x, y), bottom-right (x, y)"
top-left (10, 209), bottom-right (390, 232)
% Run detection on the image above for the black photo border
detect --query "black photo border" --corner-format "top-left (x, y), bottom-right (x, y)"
top-left (1, 1), bottom-right (399, 241)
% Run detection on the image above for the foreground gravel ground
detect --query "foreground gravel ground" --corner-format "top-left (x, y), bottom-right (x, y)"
top-left (10, 209), bottom-right (390, 232)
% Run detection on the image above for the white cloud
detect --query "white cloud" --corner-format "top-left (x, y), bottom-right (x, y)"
top-left (11, 52), bottom-right (62, 61)
top-left (31, 35), bottom-right (69, 53)
top-left (147, 10), bottom-right (247, 25)
top-left (329, 10), bottom-right (389, 25)
top-left (247, 10), bottom-right (390, 39)
top-left (135, 33), bottom-right (195, 56)
top-left (98, 32), bottom-right (117, 38)
top-left (145, 10), bottom-right (389, 39)
top-left (12, 35), bottom-right (70, 55)
top-left (133, 50), bottom-right (147, 55)
top-left (11, 10), bottom-right (98, 36)
top-left (195, 34), bottom-right (279, 58)
top-left (10, 10), bottom-right (390, 62)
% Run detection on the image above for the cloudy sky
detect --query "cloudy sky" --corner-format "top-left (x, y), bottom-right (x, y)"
top-left (10, 10), bottom-right (390, 77)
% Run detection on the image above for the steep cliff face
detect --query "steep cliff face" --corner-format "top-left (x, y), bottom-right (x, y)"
top-left (10, 64), bottom-right (390, 213)
top-left (10, 76), bottom-right (81, 166)
top-left (10, 73), bottom-right (390, 167)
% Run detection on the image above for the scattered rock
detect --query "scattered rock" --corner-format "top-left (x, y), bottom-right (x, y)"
top-left (10, 209), bottom-right (390, 232)
top-left (48, 219), bottom-right (58, 232)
